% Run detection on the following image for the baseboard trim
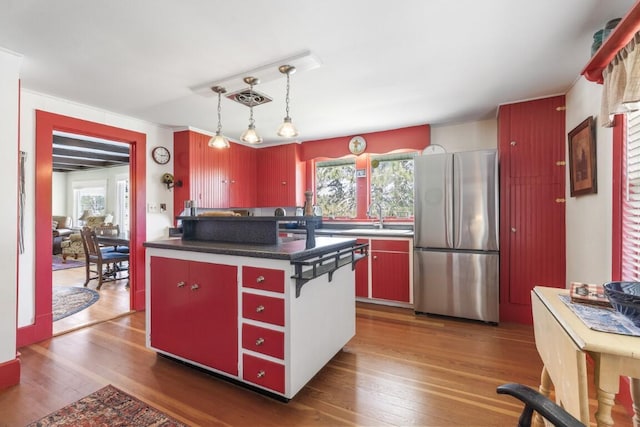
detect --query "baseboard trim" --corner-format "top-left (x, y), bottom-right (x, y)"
top-left (0, 355), bottom-right (21, 390)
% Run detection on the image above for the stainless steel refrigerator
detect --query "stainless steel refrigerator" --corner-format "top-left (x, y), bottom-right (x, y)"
top-left (413, 149), bottom-right (499, 323)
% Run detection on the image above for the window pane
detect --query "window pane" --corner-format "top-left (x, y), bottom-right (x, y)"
top-left (74, 187), bottom-right (106, 222)
top-left (370, 153), bottom-right (415, 218)
top-left (315, 159), bottom-right (356, 218)
top-left (623, 110), bottom-right (640, 280)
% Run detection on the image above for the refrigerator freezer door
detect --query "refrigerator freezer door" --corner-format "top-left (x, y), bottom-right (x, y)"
top-left (413, 249), bottom-right (499, 323)
top-left (414, 153), bottom-right (453, 249)
top-left (452, 150), bottom-right (499, 251)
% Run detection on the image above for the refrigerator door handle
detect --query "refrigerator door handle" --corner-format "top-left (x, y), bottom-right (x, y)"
top-left (445, 155), bottom-right (454, 249)
top-left (451, 153), bottom-right (460, 248)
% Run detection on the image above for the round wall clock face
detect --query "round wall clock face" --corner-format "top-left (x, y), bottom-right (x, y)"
top-left (423, 144), bottom-right (446, 155)
top-left (152, 146), bottom-right (171, 164)
top-left (349, 136), bottom-right (367, 155)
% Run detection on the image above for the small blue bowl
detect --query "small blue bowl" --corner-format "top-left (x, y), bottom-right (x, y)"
top-left (603, 282), bottom-right (640, 327)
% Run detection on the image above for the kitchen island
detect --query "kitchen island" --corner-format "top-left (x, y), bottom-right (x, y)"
top-left (144, 234), bottom-right (364, 400)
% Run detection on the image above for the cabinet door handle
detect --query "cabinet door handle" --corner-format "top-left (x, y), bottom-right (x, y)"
top-left (256, 305), bottom-right (265, 313)
top-left (177, 281), bottom-right (186, 288)
top-left (281, 181), bottom-right (287, 185)
top-left (373, 255), bottom-right (378, 260)
top-left (231, 180), bottom-right (236, 184)
top-left (256, 275), bottom-right (265, 283)
top-left (191, 284), bottom-right (200, 291)
top-left (255, 337), bottom-right (265, 346)
top-left (257, 370), bottom-right (265, 378)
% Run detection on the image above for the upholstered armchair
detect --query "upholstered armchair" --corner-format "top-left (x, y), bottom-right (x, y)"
top-left (60, 216), bottom-right (106, 262)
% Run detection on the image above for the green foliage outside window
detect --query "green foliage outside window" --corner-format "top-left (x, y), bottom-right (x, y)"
top-left (315, 159), bottom-right (356, 218)
top-left (370, 153), bottom-right (415, 218)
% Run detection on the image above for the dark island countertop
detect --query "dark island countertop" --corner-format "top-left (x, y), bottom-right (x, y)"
top-left (143, 236), bottom-right (359, 261)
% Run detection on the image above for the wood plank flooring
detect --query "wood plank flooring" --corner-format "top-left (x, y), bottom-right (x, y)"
top-left (52, 264), bottom-right (130, 335)
top-left (1, 303), bottom-right (633, 426)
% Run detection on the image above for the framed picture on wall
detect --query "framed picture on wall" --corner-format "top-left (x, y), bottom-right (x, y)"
top-left (568, 116), bottom-right (597, 197)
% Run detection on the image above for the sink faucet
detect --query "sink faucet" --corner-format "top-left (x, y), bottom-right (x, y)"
top-left (367, 203), bottom-right (384, 229)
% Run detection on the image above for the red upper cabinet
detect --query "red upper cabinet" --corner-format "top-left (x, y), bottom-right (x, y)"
top-left (229, 143), bottom-right (257, 208)
top-left (173, 130), bottom-right (257, 214)
top-left (256, 144), bottom-right (306, 207)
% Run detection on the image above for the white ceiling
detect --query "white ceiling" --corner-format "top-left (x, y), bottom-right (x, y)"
top-left (0, 0), bottom-right (634, 144)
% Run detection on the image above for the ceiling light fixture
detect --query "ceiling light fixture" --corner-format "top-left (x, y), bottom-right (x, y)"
top-left (208, 86), bottom-right (230, 149)
top-left (240, 77), bottom-right (263, 144)
top-left (277, 65), bottom-right (298, 138)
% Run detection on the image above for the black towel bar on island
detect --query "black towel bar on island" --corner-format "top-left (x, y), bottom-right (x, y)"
top-left (290, 243), bottom-right (368, 297)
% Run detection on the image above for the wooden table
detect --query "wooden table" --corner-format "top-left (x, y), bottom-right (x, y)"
top-left (96, 232), bottom-right (129, 248)
top-left (532, 286), bottom-right (640, 427)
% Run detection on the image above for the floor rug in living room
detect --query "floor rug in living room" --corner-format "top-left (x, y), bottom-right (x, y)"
top-left (52, 254), bottom-right (85, 271)
top-left (26, 385), bottom-right (188, 426)
top-left (52, 286), bottom-right (100, 321)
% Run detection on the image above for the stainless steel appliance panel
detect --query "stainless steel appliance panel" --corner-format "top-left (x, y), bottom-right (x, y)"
top-left (452, 150), bottom-right (499, 251)
top-left (413, 249), bottom-right (499, 323)
top-left (413, 153), bottom-right (453, 249)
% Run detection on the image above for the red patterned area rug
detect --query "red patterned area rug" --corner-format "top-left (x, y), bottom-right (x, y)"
top-left (27, 385), bottom-right (188, 426)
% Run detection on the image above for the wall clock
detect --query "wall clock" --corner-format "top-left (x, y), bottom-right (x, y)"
top-left (152, 146), bottom-right (171, 164)
top-left (348, 136), bottom-right (367, 155)
top-left (422, 144), bottom-right (446, 155)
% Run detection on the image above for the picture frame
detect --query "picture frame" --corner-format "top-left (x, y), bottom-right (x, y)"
top-left (568, 116), bottom-right (597, 197)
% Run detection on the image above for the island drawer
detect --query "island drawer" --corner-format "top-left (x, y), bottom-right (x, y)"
top-left (242, 293), bottom-right (285, 326)
top-left (243, 354), bottom-right (285, 394)
top-left (242, 323), bottom-right (284, 359)
top-left (242, 266), bottom-right (285, 293)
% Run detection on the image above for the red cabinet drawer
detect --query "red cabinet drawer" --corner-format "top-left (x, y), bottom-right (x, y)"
top-left (243, 354), bottom-right (285, 394)
top-left (242, 266), bottom-right (285, 293)
top-left (370, 239), bottom-right (410, 252)
top-left (242, 323), bottom-right (284, 359)
top-left (242, 293), bottom-right (285, 326)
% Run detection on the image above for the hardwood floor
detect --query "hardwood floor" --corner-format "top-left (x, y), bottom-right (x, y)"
top-left (52, 263), bottom-right (131, 335)
top-left (1, 303), bottom-right (633, 426)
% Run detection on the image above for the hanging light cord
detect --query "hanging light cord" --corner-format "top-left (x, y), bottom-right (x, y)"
top-left (284, 72), bottom-right (291, 119)
top-left (248, 82), bottom-right (256, 127)
top-left (216, 91), bottom-right (223, 134)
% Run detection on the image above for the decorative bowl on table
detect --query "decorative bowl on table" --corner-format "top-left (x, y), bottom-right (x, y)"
top-left (603, 282), bottom-right (640, 327)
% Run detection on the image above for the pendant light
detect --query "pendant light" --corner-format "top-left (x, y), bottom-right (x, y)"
top-left (240, 77), bottom-right (263, 144)
top-left (277, 65), bottom-right (299, 138)
top-left (208, 86), bottom-right (230, 149)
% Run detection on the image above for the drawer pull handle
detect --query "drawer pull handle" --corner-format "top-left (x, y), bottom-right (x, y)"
top-left (191, 284), bottom-right (200, 291)
top-left (256, 275), bottom-right (265, 283)
top-left (256, 305), bottom-right (265, 313)
top-left (255, 337), bottom-right (265, 346)
top-left (257, 370), bottom-right (265, 378)
top-left (177, 281), bottom-right (186, 288)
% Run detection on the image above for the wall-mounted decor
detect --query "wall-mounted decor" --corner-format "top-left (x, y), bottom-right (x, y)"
top-left (568, 116), bottom-right (597, 196)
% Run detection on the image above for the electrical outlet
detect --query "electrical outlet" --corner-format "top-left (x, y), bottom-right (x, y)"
top-left (160, 203), bottom-right (166, 212)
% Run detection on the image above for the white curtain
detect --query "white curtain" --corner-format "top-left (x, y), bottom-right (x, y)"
top-left (601, 32), bottom-right (640, 126)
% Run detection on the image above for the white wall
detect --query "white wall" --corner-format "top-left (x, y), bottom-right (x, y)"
top-left (51, 172), bottom-right (67, 216)
top-left (0, 48), bottom-right (21, 365)
top-left (430, 118), bottom-right (498, 151)
top-left (18, 89), bottom-right (175, 327)
top-left (565, 77), bottom-right (613, 285)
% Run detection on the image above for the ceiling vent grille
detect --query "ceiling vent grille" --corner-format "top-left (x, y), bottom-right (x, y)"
top-left (226, 89), bottom-right (272, 107)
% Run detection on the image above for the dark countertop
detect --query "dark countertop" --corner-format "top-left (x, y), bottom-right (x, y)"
top-left (144, 236), bottom-right (359, 261)
top-left (283, 227), bottom-right (413, 238)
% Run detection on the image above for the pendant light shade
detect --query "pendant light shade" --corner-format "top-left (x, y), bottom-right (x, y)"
top-left (277, 65), bottom-right (298, 138)
top-left (208, 86), bottom-right (230, 149)
top-left (240, 77), bottom-right (263, 144)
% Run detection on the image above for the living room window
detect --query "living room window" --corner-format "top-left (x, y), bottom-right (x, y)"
top-left (115, 177), bottom-right (129, 231)
top-left (73, 181), bottom-right (106, 225)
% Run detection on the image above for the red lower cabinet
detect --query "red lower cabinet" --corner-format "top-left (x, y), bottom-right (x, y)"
top-left (243, 354), bottom-right (285, 394)
top-left (242, 293), bottom-right (285, 326)
top-left (355, 239), bottom-right (369, 298)
top-left (371, 239), bottom-right (410, 303)
top-left (150, 257), bottom-right (238, 375)
top-left (242, 323), bottom-right (284, 359)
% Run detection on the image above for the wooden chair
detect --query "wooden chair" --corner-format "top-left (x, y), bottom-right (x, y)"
top-left (80, 226), bottom-right (129, 290)
top-left (94, 224), bottom-right (129, 254)
top-left (497, 383), bottom-right (584, 427)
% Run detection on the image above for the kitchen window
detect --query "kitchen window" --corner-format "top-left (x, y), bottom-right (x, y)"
top-left (621, 109), bottom-right (640, 280)
top-left (315, 158), bottom-right (357, 218)
top-left (369, 153), bottom-right (416, 218)
top-left (314, 152), bottom-right (416, 219)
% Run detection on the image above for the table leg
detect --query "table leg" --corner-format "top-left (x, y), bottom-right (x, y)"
top-left (533, 366), bottom-right (552, 427)
top-left (594, 357), bottom-right (620, 427)
top-left (631, 378), bottom-right (640, 427)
